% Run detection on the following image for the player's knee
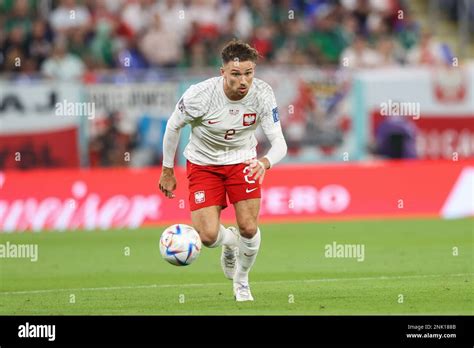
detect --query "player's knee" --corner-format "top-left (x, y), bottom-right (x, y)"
top-left (195, 227), bottom-right (218, 247)
top-left (238, 224), bottom-right (258, 239)
top-left (200, 235), bottom-right (217, 247)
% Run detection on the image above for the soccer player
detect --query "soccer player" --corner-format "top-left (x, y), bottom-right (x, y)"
top-left (159, 40), bottom-right (287, 301)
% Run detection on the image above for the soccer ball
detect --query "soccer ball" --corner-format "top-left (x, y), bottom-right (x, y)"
top-left (159, 224), bottom-right (202, 266)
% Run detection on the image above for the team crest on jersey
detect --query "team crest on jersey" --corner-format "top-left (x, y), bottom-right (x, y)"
top-left (243, 113), bottom-right (256, 126)
top-left (194, 191), bottom-right (205, 204)
top-left (229, 109), bottom-right (239, 116)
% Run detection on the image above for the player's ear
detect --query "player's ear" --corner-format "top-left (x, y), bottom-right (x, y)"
top-left (220, 66), bottom-right (225, 76)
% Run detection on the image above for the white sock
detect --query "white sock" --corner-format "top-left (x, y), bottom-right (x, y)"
top-left (208, 225), bottom-right (239, 248)
top-left (234, 228), bottom-right (261, 284)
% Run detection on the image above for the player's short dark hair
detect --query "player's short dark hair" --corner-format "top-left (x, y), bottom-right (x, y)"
top-left (221, 40), bottom-right (259, 64)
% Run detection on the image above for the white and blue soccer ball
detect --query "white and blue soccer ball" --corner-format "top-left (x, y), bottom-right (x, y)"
top-left (159, 224), bottom-right (202, 266)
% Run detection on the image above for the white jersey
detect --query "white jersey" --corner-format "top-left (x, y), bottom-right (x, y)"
top-left (172, 76), bottom-right (282, 166)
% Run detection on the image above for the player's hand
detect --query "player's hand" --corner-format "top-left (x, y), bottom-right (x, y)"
top-left (159, 167), bottom-right (177, 199)
top-left (244, 158), bottom-right (268, 185)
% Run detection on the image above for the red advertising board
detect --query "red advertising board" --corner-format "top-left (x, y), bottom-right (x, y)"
top-left (0, 160), bottom-right (472, 232)
top-left (0, 127), bottom-right (80, 170)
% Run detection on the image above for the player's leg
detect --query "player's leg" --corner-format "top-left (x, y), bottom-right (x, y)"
top-left (191, 205), bottom-right (222, 246)
top-left (225, 163), bottom-right (262, 301)
top-left (186, 160), bottom-right (239, 279)
top-left (191, 205), bottom-right (240, 279)
top-left (232, 198), bottom-right (261, 301)
top-left (191, 206), bottom-right (238, 248)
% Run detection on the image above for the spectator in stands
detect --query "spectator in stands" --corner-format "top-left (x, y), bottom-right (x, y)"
top-left (50, 0), bottom-right (92, 36)
top-left (249, 0), bottom-right (272, 28)
top-left (100, 0), bottom-right (126, 15)
top-left (340, 14), bottom-right (358, 46)
top-left (186, 39), bottom-right (209, 68)
top-left (139, 13), bottom-right (182, 68)
top-left (0, 21), bottom-right (4, 65)
top-left (89, 19), bottom-right (115, 67)
top-left (307, 3), bottom-right (347, 66)
top-left (68, 28), bottom-right (89, 60)
top-left (273, 18), bottom-right (310, 65)
top-left (183, 5), bottom-right (221, 69)
top-left (116, 38), bottom-right (148, 70)
top-left (185, 0), bottom-right (221, 59)
top-left (344, 0), bottom-right (371, 35)
top-left (5, 0), bottom-right (33, 34)
top-left (219, 0), bottom-right (253, 40)
top-left (341, 0), bottom-right (399, 36)
top-left (340, 34), bottom-right (379, 68)
top-left (406, 30), bottom-right (448, 66)
top-left (1, 26), bottom-right (28, 72)
top-left (219, 10), bottom-right (240, 43)
top-left (14, 58), bottom-right (39, 81)
top-left (153, 0), bottom-right (189, 42)
top-left (88, 0), bottom-right (119, 29)
top-left (395, 10), bottom-right (420, 51)
top-left (27, 20), bottom-right (53, 67)
top-left (88, 0), bottom-right (134, 42)
top-left (41, 38), bottom-right (85, 80)
top-left (121, 0), bottom-right (155, 36)
top-left (373, 36), bottom-right (402, 67)
top-left (250, 25), bottom-right (274, 62)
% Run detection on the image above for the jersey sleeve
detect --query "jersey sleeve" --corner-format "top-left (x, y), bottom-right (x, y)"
top-left (259, 84), bottom-right (287, 167)
top-left (175, 84), bottom-right (206, 122)
top-left (162, 85), bottom-right (205, 168)
top-left (259, 85), bottom-right (282, 136)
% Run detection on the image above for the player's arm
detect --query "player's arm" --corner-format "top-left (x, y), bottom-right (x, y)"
top-left (261, 128), bottom-right (287, 169)
top-left (159, 109), bottom-right (185, 198)
top-left (246, 89), bottom-right (287, 183)
top-left (159, 91), bottom-right (199, 198)
top-left (246, 126), bottom-right (287, 184)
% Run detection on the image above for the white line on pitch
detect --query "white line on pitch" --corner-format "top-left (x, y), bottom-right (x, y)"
top-left (0, 273), bottom-right (472, 296)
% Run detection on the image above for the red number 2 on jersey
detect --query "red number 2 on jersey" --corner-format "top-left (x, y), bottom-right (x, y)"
top-left (224, 129), bottom-right (236, 140)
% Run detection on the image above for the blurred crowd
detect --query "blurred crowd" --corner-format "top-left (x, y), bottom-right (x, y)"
top-left (439, 0), bottom-right (474, 33)
top-left (0, 0), bottom-right (457, 80)
top-left (2, 0), bottom-right (464, 169)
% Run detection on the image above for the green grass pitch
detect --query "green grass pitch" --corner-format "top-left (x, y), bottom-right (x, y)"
top-left (0, 218), bottom-right (472, 315)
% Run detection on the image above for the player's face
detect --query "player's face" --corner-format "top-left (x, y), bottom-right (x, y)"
top-left (221, 60), bottom-right (255, 100)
